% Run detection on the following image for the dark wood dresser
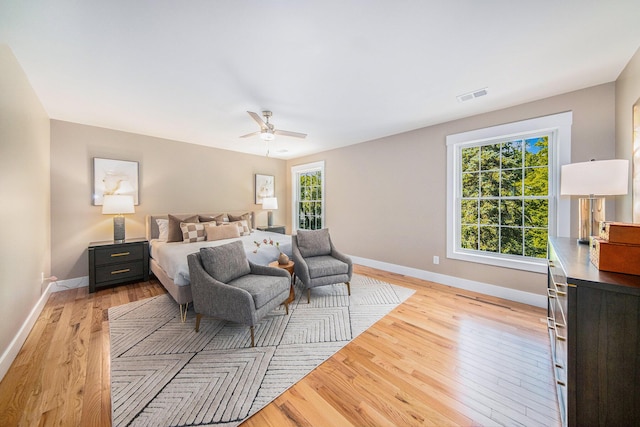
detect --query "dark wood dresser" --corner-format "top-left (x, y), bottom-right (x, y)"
top-left (548, 237), bottom-right (640, 427)
top-left (88, 238), bottom-right (149, 292)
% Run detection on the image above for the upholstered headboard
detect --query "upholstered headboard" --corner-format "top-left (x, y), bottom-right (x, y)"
top-left (145, 211), bottom-right (256, 240)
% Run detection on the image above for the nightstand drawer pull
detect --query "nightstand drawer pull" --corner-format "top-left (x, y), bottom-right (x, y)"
top-left (111, 268), bottom-right (131, 275)
top-left (111, 252), bottom-right (130, 257)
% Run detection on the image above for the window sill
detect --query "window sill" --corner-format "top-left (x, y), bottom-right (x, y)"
top-left (447, 248), bottom-right (548, 274)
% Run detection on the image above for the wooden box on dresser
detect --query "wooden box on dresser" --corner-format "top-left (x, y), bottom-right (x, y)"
top-left (548, 237), bottom-right (640, 427)
top-left (88, 238), bottom-right (149, 293)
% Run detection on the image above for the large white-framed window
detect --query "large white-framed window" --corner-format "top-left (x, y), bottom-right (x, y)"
top-left (446, 112), bottom-right (572, 273)
top-left (291, 161), bottom-right (325, 231)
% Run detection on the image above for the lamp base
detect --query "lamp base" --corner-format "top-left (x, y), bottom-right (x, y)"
top-left (113, 215), bottom-right (126, 243)
top-left (267, 211), bottom-right (274, 227)
top-left (577, 197), bottom-right (605, 244)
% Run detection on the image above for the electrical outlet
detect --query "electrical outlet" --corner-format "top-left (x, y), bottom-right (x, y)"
top-left (433, 256), bottom-right (440, 265)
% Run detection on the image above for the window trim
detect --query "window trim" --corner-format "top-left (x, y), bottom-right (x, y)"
top-left (446, 112), bottom-right (572, 273)
top-left (291, 160), bottom-right (325, 232)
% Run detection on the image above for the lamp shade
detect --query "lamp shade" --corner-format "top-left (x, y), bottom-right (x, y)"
top-left (560, 159), bottom-right (629, 196)
top-left (262, 197), bottom-right (278, 210)
top-left (102, 195), bottom-right (135, 214)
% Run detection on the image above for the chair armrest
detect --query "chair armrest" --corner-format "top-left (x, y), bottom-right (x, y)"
top-left (291, 235), bottom-right (311, 285)
top-left (331, 242), bottom-right (353, 277)
top-left (249, 261), bottom-right (290, 278)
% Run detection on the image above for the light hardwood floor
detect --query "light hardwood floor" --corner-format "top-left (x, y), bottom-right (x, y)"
top-left (0, 265), bottom-right (560, 426)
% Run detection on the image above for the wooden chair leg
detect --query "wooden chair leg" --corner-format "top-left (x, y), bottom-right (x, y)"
top-left (195, 313), bottom-right (202, 332)
top-left (284, 302), bottom-right (289, 315)
top-left (250, 326), bottom-right (255, 347)
top-left (307, 289), bottom-right (311, 303)
top-left (346, 281), bottom-right (351, 296)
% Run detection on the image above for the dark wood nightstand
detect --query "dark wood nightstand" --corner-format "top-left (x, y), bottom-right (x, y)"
top-left (88, 238), bottom-right (149, 293)
top-left (257, 225), bottom-right (286, 234)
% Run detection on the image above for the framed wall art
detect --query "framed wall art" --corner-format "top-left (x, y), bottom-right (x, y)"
top-left (255, 174), bottom-right (274, 204)
top-left (93, 157), bottom-right (139, 205)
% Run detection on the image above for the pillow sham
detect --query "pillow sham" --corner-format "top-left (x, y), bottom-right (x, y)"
top-left (199, 214), bottom-right (226, 223)
top-left (228, 213), bottom-right (252, 231)
top-left (180, 222), bottom-right (206, 243)
top-left (156, 218), bottom-right (169, 241)
top-left (227, 220), bottom-right (251, 236)
top-left (168, 214), bottom-right (199, 242)
top-left (205, 223), bottom-right (241, 241)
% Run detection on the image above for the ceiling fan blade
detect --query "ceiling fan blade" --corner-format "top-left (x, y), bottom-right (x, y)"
top-left (239, 130), bottom-right (260, 138)
top-left (247, 111), bottom-right (268, 131)
top-left (274, 129), bottom-right (307, 139)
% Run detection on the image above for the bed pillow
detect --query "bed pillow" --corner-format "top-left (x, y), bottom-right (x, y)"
top-left (205, 223), bottom-right (240, 241)
top-left (180, 222), bottom-right (206, 243)
top-left (200, 240), bottom-right (250, 283)
top-left (296, 228), bottom-right (332, 257)
top-left (168, 214), bottom-right (199, 242)
top-left (228, 213), bottom-right (252, 231)
top-left (156, 219), bottom-right (169, 241)
top-left (199, 214), bottom-right (226, 223)
top-left (227, 220), bottom-right (251, 236)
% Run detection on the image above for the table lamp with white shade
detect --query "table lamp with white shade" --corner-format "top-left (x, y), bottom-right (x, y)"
top-left (560, 159), bottom-right (629, 244)
top-left (102, 195), bottom-right (135, 242)
top-left (262, 197), bottom-right (278, 227)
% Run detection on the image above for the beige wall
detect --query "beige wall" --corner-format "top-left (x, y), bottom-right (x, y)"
top-left (615, 46), bottom-right (640, 222)
top-left (0, 45), bottom-right (51, 355)
top-left (287, 83), bottom-right (616, 296)
top-left (50, 121), bottom-right (286, 279)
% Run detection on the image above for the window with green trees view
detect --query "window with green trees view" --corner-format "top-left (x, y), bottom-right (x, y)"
top-left (292, 161), bottom-right (325, 231)
top-left (298, 171), bottom-right (323, 229)
top-left (446, 112), bottom-right (572, 274)
top-left (459, 136), bottom-right (549, 258)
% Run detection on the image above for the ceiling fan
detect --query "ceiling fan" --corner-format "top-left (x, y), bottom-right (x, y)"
top-left (240, 111), bottom-right (307, 141)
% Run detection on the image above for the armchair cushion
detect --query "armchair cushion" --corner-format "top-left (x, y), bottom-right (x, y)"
top-left (296, 228), bottom-right (332, 257)
top-left (229, 274), bottom-right (289, 309)
top-left (306, 255), bottom-right (349, 279)
top-left (199, 240), bottom-right (250, 283)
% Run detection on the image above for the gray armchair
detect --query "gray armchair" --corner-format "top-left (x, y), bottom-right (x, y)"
top-left (187, 241), bottom-right (291, 347)
top-left (292, 228), bottom-right (352, 303)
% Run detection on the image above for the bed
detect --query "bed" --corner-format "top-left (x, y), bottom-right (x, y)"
top-left (145, 212), bottom-right (292, 319)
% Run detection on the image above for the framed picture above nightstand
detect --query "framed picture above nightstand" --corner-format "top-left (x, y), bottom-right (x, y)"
top-left (256, 225), bottom-right (286, 234)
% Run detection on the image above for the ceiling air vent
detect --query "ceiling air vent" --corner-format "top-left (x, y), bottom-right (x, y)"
top-left (457, 87), bottom-right (488, 103)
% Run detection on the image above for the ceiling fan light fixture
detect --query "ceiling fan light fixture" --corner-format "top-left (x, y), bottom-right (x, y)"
top-left (260, 130), bottom-right (275, 141)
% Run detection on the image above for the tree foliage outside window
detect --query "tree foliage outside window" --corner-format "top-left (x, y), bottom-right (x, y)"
top-left (298, 171), bottom-right (323, 230)
top-left (459, 136), bottom-right (549, 258)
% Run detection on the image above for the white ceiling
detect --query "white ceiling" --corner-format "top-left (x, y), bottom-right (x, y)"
top-left (2, 1), bottom-right (640, 159)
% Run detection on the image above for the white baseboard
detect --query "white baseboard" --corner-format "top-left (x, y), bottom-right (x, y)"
top-left (351, 255), bottom-right (546, 308)
top-left (51, 276), bottom-right (88, 292)
top-left (0, 282), bottom-right (54, 382)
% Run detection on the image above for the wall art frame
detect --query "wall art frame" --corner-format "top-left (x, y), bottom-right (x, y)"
top-left (93, 157), bottom-right (139, 205)
top-left (255, 173), bottom-right (275, 204)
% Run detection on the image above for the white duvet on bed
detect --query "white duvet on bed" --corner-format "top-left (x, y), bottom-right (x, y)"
top-left (149, 230), bottom-right (292, 286)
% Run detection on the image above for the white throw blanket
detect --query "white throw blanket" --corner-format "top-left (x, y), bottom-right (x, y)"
top-left (150, 231), bottom-right (292, 286)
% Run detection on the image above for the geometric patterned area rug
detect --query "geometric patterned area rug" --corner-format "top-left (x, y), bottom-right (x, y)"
top-left (109, 273), bottom-right (414, 426)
